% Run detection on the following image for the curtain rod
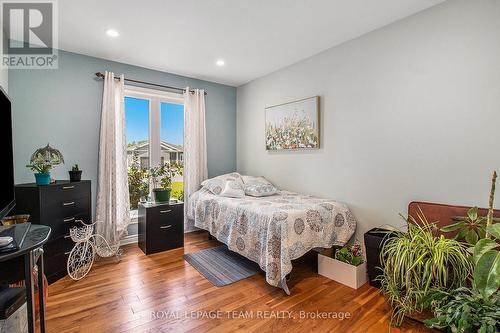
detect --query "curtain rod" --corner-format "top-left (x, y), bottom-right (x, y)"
top-left (94, 72), bottom-right (207, 95)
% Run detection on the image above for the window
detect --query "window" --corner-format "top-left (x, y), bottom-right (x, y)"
top-left (125, 97), bottom-right (149, 210)
top-left (125, 86), bottom-right (184, 212)
top-left (161, 102), bottom-right (184, 200)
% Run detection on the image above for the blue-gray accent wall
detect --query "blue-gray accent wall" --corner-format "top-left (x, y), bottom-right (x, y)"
top-left (9, 50), bottom-right (237, 216)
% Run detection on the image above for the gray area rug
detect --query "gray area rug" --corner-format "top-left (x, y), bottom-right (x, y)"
top-left (184, 245), bottom-right (260, 286)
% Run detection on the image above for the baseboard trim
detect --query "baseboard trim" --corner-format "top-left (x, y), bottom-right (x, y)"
top-left (120, 234), bottom-right (138, 246)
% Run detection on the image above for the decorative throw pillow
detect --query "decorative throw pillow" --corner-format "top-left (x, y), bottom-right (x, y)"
top-left (201, 172), bottom-right (245, 197)
top-left (244, 183), bottom-right (278, 197)
top-left (241, 175), bottom-right (273, 186)
top-left (220, 180), bottom-right (245, 198)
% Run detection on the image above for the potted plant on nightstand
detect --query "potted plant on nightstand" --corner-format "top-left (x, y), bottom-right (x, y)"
top-left (318, 240), bottom-right (367, 289)
top-left (150, 162), bottom-right (182, 203)
top-left (69, 164), bottom-right (82, 182)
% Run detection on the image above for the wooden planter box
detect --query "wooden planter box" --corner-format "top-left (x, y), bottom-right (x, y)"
top-left (318, 253), bottom-right (368, 289)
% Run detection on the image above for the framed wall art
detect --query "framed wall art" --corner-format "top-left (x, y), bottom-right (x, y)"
top-left (265, 96), bottom-right (320, 150)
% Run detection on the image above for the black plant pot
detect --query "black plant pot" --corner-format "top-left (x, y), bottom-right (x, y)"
top-left (69, 170), bottom-right (82, 182)
top-left (364, 228), bottom-right (396, 288)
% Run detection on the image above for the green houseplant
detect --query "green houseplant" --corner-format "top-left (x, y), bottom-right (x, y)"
top-left (335, 240), bottom-right (364, 266)
top-left (69, 164), bottom-right (82, 182)
top-left (422, 171), bottom-right (499, 333)
top-left (150, 162), bottom-right (182, 203)
top-left (421, 224), bottom-right (500, 333)
top-left (318, 239), bottom-right (367, 289)
top-left (128, 156), bottom-right (149, 209)
top-left (380, 212), bottom-right (472, 326)
top-left (26, 144), bottom-right (64, 185)
top-left (26, 155), bottom-right (59, 185)
top-left (441, 206), bottom-right (500, 245)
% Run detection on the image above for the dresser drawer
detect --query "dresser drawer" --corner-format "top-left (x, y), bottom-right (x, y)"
top-left (148, 204), bottom-right (183, 229)
top-left (42, 195), bottom-right (91, 222)
top-left (40, 181), bottom-right (90, 206)
top-left (44, 212), bottom-right (90, 240)
top-left (146, 220), bottom-right (183, 253)
top-left (44, 251), bottom-right (71, 284)
top-left (44, 235), bottom-right (75, 258)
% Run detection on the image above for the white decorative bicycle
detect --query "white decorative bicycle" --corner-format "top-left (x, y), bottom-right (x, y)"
top-left (66, 220), bottom-right (122, 280)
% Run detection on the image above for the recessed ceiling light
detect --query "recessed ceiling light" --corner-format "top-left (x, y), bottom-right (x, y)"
top-left (106, 29), bottom-right (120, 37)
top-left (216, 59), bottom-right (225, 66)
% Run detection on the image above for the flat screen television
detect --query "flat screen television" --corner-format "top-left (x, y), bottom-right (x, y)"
top-left (0, 86), bottom-right (15, 220)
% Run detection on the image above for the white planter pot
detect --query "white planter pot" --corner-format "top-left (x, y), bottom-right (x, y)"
top-left (318, 253), bottom-right (368, 289)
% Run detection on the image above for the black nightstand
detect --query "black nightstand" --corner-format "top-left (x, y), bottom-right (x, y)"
top-left (138, 202), bottom-right (184, 255)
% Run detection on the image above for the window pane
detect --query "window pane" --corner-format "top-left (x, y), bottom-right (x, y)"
top-left (160, 102), bottom-right (184, 200)
top-left (125, 97), bottom-right (150, 210)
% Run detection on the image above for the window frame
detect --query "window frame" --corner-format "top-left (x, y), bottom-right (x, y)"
top-left (124, 85), bottom-right (184, 169)
top-left (124, 85), bottom-right (184, 221)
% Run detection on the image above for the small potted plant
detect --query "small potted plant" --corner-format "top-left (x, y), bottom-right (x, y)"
top-left (318, 239), bottom-right (367, 289)
top-left (26, 144), bottom-right (64, 185)
top-left (26, 157), bottom-right (57, 185)
top-left (149, 162), bottom-right (182, 203)
top-left (69, 164), bottom-right (82, 182)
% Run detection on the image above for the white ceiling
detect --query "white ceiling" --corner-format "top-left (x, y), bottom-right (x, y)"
top-left (59, 0), bottom-right (444, 86)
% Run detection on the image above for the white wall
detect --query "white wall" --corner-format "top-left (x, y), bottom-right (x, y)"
top-left (237, 0), bottom-right (500, 238)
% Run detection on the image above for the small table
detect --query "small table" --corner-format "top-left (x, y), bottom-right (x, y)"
top-left (0, 224), bottom-right (51, 333)
top-left (138, 202), bottom-right (184, 255)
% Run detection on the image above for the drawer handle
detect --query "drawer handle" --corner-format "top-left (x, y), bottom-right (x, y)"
top-left (64, 234), bottom-right (70, 239)
top-left (63, 217), bottom-right (75, 222)
top-left (63, 201), bottom-right (75, 206)
top-left (63, 186), bottom-right (75, 190)
top-left (160, 225), bottom-right (172, 229)
top-left (160, 210), bottom-right (172, 214)
top-left (64, 251), bottom-right (71, 255)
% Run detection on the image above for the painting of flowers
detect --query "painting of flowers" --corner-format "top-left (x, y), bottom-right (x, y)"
top-left (265, 96), bottom-right (319, 150)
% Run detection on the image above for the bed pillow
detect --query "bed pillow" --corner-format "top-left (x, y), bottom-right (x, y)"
top-left (201, 173), bottom-right (245, 198)
top-left (241, 175), bottom-right (273, 186)
top-left (244, 183), bottom-right (278, 197)
top-left (241, 175), bottom-right (277, 197)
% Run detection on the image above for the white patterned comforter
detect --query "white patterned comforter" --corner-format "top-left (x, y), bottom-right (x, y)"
top-left (187, 188), bottom-right (357, 294)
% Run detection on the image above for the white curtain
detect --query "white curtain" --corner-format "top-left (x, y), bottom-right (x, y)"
top-left (183, 88), bottom-right (208, 232)
top-left (95, 71), bottom-right (130, 246)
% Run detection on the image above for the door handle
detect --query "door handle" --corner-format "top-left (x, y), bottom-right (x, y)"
top-left (160, 225), bottom-right (172, 229)
top-left (63, 201), bottom-right (75, 206)
top-left (63, 217), bottom-right (75, 222)
top-left (64, 234), bottom-right (70, 239)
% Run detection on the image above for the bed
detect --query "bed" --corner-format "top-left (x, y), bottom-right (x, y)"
top-left (187, 187), bottom-right (357, 294)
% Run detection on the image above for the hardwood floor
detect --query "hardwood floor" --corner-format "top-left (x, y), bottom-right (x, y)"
top-left (44, 231), bottom-right (435, 333)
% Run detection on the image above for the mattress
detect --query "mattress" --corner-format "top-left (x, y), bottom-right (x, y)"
top-left (187, 188), bottom-right (357, 294)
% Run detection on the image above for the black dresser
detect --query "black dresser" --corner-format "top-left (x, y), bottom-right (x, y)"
top-left (13, 180), bottom-right (91, 283)
top-left (138, 202), bottom-right (184, 255)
